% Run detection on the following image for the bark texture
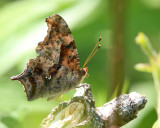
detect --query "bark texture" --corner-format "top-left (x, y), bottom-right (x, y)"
top-left (41, 83), bottom-right (147, 128)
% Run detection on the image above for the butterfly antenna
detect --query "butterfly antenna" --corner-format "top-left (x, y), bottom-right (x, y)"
top-left (84, 45), bottom-right (101, 66)
top-left (83, 37), bottom-right (102, 68)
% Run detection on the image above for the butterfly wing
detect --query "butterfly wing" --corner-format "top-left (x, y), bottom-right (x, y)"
top-left (11, 14), bottom-right (80, 101)
top-left (36, 14), bottom-right (79, 70)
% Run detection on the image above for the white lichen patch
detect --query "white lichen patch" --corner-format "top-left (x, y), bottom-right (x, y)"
top-left (47, 102), bottom-right (85, 128)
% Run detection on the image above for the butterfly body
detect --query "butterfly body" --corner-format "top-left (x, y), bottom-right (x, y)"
top-left (11, 14), bottom-right (87, 101)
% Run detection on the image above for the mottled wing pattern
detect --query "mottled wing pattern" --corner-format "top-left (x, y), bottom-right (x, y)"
top-left (11, 14), bottom-right (80, 101)
top-left (36, 14), bottom-right (79, 69)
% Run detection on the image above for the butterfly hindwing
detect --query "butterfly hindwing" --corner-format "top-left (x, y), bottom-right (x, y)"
top-left (11, 14), bottom-right (82, 101)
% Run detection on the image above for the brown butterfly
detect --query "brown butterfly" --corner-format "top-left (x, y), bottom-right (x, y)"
top-left (11, 14), bottom-right (101, 101)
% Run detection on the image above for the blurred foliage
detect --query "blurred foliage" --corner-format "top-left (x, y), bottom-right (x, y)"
top-left (153, 119), bottom-right (160, 128)
top-left (0, 0), bottom-right (160, 128)
top-left (135, 32), bottom-right (160, 127)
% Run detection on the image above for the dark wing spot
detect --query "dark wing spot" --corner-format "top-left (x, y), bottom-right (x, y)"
top-left (58, 37), bottom-right (65, 44)
top-left (48, 64), bottom-right (61, 76)
top-left (70, 55), bottom-right (76, 62)
top-left (54, 64), bottom-right (61, 69)
top-left (28, 77), bottom-right (37, 99)
top-left (55, 27), bottom-right (59, 33)
top-left (64, 41), bottom-right (76, 49)
top-left (34, 67), bottom-right (43, 75)
top-left (49, 28), bottom-right (54, 39)
top-left (56, 77), bottom-right (61, 85)
top-left (72, 55), bottom-right (76, 59)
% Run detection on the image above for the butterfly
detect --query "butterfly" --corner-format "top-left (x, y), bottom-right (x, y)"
top-left (11, 14), bottom-right (101, 101)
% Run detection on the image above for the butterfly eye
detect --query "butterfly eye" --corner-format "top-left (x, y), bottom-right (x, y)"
top-left (80, 67), bottom-right (88, 76)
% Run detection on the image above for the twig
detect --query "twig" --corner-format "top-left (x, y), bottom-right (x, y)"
top-left (40, 83), bottom-right (147, 128)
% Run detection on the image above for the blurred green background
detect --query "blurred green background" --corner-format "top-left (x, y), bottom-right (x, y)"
top-left (0, 0), bottom-right (160, 128)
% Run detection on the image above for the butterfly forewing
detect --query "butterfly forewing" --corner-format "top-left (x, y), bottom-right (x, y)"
top-left (11, 14), bottom-right (84, 101)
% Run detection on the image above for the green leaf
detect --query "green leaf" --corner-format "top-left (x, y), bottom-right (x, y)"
top-left (1, 116), bottom-right (21, 128)
top-left (135, 32), bottom-right (157, 58)
top-left (0, 121), bottom-right (8, 128)
top-left (134, 63), bottom-right (152, 73)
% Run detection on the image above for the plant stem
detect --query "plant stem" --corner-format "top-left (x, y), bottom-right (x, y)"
top-left (109, 0), bottom-right (126, 97)
top-left (150, 58), bottom-right (160, 119)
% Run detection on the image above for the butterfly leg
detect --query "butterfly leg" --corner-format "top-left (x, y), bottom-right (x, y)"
top-left (60, 95), bottom-right (63, 102)
top-left (76, 84), bottom-right (85, 88)
top-left (47, 95), bottom-right (60, 101)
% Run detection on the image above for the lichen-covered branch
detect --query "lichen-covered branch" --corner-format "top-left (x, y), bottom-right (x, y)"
top-left (96, 92), bottom-right (147, 128)
top-left (41, 84), bottom-right (147, 128)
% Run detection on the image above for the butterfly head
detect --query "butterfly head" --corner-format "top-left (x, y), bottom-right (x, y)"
top-left (80, 67), bottom-right (88, 77)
